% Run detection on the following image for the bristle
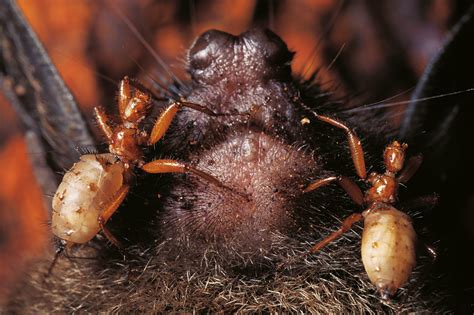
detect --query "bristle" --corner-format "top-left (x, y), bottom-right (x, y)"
top-left (162, 131), bottom-right (319, 256)
top-left (76, 146), bottom-right (99, 155)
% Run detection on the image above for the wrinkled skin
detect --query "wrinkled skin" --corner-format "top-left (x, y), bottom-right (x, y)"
top-left (2, 28), bottom-right (458, 313)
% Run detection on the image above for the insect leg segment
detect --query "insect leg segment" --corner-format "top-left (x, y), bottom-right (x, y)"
top-left (308, 213), bottom-right (363, 254)
top-left (93, 107), bottom-right (114, 141)
top-left (142, 159), bottom-right (228, 190)
top-left (148, 102), bottom-right (180, 145)
top-left (304, 176), bottom-right (364, 206)
top-left (178, 101), bottom-right (221, 117)
top-left (118, 76), bottom-right (131, 118)
top-left (100, 186), bottom-right (130, 222)
top-left (46, 240), bottom-right (66, 277)
top-left (97, 185), bottom-right (130, 248)
top-left (315, 115), bottom-right (367, 179)
top-left (98, 217), bottom-right (122, 248)
top-left (148, 100), bottom-right (226, 146)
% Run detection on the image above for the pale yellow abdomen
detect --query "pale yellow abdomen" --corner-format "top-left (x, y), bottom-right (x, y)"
top-left (361, 206), bottom-right (416, 297)
top-left (52, 154), bottom-right (125, 244)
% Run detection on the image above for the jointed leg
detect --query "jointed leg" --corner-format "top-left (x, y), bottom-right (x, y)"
top-left (98, 217), bottom-right (122, 248)
top-left (97, 186), bottom-right (130, 248)
top-left (316, 115), bottom-right (366, 179)
top-left (118, 76), bottom-right (131, 118)
top-left (148, 103), bottom-right (180, 145)
top-left (142, 159), bottom-right (227, 190)
top-left (308, 212), bottom-right (363, 254)
top-left (45, 240), bottom-right (75, 277)
top-left (142, 159), bottom-right (252, 200)
top-left (45, 241), bottom-right (66, 277)
top-left (148, 100), bottom-right (242, 145)
top-left (277, 212), bottom-right (363, 271)
top-left (304, 176), bottom-right (364, 206)
top-left (179, 101), bottom-right (221, 117)
top-left (93, 106), bottom-right (114, 141)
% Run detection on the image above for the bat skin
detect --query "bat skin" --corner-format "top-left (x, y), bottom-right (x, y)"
top-left (4, 29), bottom-right (453, 313)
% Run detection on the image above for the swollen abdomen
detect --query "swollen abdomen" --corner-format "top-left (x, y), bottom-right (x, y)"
top-left (51, 154), bottom-right (124, 244)
top-left (361, 206), bottom-right (416, 297)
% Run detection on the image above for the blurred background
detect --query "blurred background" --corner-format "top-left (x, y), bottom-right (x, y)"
top-left (0, 0), bottom-right (470, 300)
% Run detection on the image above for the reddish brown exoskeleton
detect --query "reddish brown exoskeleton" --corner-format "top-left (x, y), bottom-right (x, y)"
top-left (51, 77), bottom-right (226, 248)
top-left (303, 140), bottom-right (423, 299)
